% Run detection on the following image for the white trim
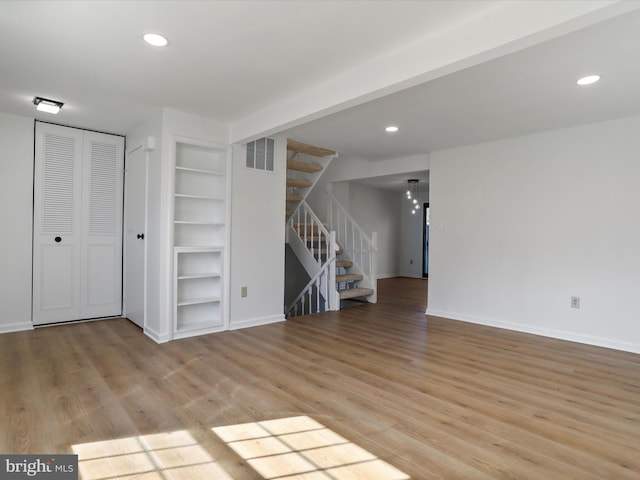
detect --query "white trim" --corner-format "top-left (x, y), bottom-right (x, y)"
top-left (144, 324), bottom-right (171, 344)
top-left (0, 322), bottom-right (33, 334)
top-left (229, 314), bottom-right (285, 331)
top-left (425, 308), bottom-right (640, 355)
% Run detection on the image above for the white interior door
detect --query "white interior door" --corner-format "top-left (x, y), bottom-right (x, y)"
top-left (33, 124), bottom-right (84, 325)
top-left (81, 131), bottom-right (124, 318)
top-left (33, 122), bottom-right (123, 325)
top-left (123, 146), bottom-right (147, 328)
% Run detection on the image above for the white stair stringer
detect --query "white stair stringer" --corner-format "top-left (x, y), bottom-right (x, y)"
top-left (285, 201), bottom-right (339, 317)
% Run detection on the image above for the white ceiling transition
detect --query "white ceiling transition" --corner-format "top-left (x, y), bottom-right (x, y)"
top-left (1, 1), bottom-right (639, 192)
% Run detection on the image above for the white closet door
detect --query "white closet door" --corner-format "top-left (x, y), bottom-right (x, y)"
top-left (33, 123), bottom-right (124, 325)
top-left (33, 123), bottom-right (83, 324)
top-left (81, 131), bottom-right (124, 318)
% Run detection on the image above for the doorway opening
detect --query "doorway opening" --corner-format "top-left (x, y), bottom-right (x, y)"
top-left (422, 202), bottom-right (429, 278)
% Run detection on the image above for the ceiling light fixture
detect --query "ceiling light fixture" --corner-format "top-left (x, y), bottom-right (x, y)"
top-left (576, 74), bottom-right (600, 86)
top-left (33, 96), bottom-right (63, 114)
top-left (385, 126), bottom-right (399, 133)
top-left (406, 179), bottom-right (421, 214)
top-left (143, 33), bottom-right (169, 47)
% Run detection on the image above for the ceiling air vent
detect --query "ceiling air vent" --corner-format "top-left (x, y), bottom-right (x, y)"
top-left (246, 137), bottom-right (275, 172)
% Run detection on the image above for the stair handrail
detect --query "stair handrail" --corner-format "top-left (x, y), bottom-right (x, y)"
top-left (285, 230), bottom-right (339, 317)
top-left (326, 187), bottom-right (378, 303)
top-left (287, 200), bottom-right (332, 267)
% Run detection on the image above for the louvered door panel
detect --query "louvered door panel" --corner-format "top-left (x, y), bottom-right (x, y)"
top-left (33, 123), bottom-right (123, 325)
top-left (33, 124), bottom-right (83, 324)
top-left (81, 132), bottom-right (123, 318)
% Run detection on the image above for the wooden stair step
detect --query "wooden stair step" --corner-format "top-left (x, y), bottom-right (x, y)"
top-left (336, 260), bottom-right (353, 268)
top-left (287, 159), bottom-right (323, 173)
top-left (285, 209), bottom-right (293, 217)
top-left (339, 287), bottom-right (374, 300)
top-left (336, 273), bottom-right (363, 283)
top-left (310, 247), bottom-right (343, 256)
top-left (286, 194), bottom-right (304, 202)
top-left (287, 139), bottom-right (336, 158)
top-left (287, 178), bottom-right (313, 188)
top-left (294, 223), bottom-right (327, 233)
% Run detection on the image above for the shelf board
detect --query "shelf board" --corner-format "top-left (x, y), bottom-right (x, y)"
top-left (177, 296), bottom-right (221, 307)
top-left (178, 272), bottom-right (221, 280)
top-left (174, 246), bottom-right (224, 252)
top-left (174, 220), bottom-right (225, 225)
top-left (175, 166), bottom-right (224, 176)
top-left (175, 193), bottom-right (224, 201)
top-left (174, 244), bottom-right (225, 250)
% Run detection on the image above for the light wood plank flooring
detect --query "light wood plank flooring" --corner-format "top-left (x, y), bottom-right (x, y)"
top-left (1, 277), bottom-right (639, 479)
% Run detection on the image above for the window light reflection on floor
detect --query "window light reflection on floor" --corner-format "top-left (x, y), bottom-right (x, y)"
top-left (72, 429), bottom-right (234, 480)
top-left (212, 415), bottom-right (410, 480)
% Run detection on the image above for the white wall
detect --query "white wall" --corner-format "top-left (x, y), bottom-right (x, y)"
top-left (0, 113), bottom-right (34, 333)
top-left (427, 115), bottom-right (640, 353)
top-left (345, 183), bottom-right (401, 278)
top-left (229, 136), bottom-right (286, 329)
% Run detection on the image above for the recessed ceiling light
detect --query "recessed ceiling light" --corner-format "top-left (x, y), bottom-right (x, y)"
top-left (576, 75), bottom-right (600, 86)
top-left (143, 33), bottom-right (169, 47)
top-left (33, 96), bottom-right (63, 114)
top-left (385, 126), bottom-right (399, 133)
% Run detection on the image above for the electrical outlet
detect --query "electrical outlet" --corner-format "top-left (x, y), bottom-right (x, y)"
top-left (241, 286), bottom-right (248, 298)
top-left (570, 296), bottom-right (580, 309)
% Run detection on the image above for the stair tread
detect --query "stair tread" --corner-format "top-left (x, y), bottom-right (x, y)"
top-left (336, 260), bottom-right (353, 268)
top-left (287, 139), bottom-right (336, 158)
top-left (336, 273), bottom-right (363, 282)
top-left (287, 159), bottom-right (323, 173)
top-left (287, 178), bottom-right (313, 188)
top-left (339, 287), bottom-right (374, 300)
top-left (286, 194), bottom-right (304, 202)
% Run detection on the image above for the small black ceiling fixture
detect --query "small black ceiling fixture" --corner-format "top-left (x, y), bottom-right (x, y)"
top-left (33, 96), bottom-right (64, 114)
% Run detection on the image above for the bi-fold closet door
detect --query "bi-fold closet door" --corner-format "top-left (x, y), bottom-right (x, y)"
top-left (33, 122), bottom-right (124, 325)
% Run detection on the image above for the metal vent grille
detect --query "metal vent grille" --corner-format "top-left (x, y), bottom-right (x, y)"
top-left (89, 141), bottom-right (118, 234)
top-left (42, 133), bottom-right (75, 233)
top-left (246, 137), bottom-right (275, 172)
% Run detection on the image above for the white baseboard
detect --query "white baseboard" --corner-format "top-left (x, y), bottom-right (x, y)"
top-left (377, 274), bottom-right (425, 279)
top-left (0, 321), bottom-right (33, 334)
top-left (144, 325), bottom-right (171, 344)
top-left (425, 308), bottom-right (640, 355)
top-left (230, 314), bottom-right (285, 331)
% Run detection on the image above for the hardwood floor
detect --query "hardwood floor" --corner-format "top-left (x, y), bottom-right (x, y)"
top-left (1, 277), bottom-right (639, 479)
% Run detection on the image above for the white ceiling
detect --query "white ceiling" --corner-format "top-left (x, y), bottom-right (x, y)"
top-left (1, 1), bottom-right (640, 192)
top-left (284, 7), bottom-right (640, 161)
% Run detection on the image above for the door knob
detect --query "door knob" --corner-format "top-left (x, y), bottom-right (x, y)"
top-left (137, 233), bottom-right (144, 240)
top-left (54, 236), bottom-right (62, 243)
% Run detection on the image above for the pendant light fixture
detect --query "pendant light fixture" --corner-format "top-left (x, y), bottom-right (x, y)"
top-left (406, 179), bottom-right (420, 214)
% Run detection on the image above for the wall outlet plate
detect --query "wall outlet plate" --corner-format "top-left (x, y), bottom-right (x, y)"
top-left (570, 296), bottom-right (580, 309)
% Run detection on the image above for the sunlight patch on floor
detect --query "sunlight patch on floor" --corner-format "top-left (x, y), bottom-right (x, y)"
top-left (212, 416), bottom-right (410, 480)
top-left (72, 429), bottom-right (233, 480)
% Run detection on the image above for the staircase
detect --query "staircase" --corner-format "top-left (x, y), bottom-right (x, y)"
top-left (286, 139), bottom-right (335, 218)
top-left (285, 140), bottom-right (376, 317)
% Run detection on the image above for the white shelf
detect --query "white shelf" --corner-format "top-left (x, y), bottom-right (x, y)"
top-left (178, 272), bottom-right (221, 280)
top-left (175, 166), bottom-right (224, 176)
top-left (174, 220), bottom-right (225, 225)
top-left (174, 193), bottom-right (224, 200)
top-left (173, 138), bottom-right (228, 339)
top-left (177, 296), bottom-right (221, 307)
